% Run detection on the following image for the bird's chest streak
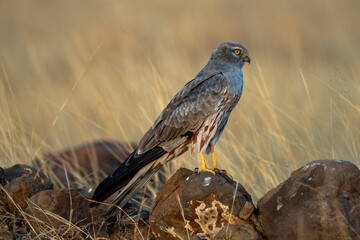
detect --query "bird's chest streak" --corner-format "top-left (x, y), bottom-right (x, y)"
top-left (190, 74), bottom-right (243, 154)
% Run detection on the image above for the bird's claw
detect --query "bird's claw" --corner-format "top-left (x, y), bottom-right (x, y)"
top-left (213, 168), bottom-right (233, 180)
top-left (194, 168), bottom-right (233, 179)
top-left (194, 167), bottom-right (216, 175)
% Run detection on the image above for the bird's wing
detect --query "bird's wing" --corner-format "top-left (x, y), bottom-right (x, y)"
top-left (91, 73), bottom-right (234, 213)
top-left (137, 72), bottom-right (230, 154)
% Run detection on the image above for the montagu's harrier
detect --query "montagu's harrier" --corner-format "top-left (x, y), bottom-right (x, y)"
top-left (91, 41), bottom-right (250, 216)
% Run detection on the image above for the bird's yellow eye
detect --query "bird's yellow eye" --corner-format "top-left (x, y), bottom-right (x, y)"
top-left (234, 49), bottom-right (241, 55)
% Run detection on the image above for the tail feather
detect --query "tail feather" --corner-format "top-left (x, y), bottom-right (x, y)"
top-left (103, 161), bottom-right (164, 217)
top-left (90, 147), bottom-right (167, 208)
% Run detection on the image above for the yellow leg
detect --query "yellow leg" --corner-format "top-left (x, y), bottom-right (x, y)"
top-left (210, 144), bottom-right (233, 180)
top-left (200, 152), bottom-right (206, 169)
top-left (210, 144), bottom-right (217, 169)
top-left (197, 152), bottom-right (216, 175)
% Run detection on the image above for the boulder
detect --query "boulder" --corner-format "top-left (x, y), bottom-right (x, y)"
top-left (2, 164), bottom-right (52, 188)
top-left (25, 188), bottom-right (103, 228)
top-left (34, 140), bottom-right (171, 213)
top-left (0, 164), bottom-right (53, 212)
top-left (34, 140), bottom-right (138, 187)
top-left (258, 160), bottom-right (360, 240)
top-left (0, 167), bottom-right (5, 186)
top-left (213, 225), bottom-right (264, 240)
top-left (150, 168), bottom-right (263, 240)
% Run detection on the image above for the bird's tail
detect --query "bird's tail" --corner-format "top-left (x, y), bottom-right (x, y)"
top-left (90, 147), bottom-right (167, 216)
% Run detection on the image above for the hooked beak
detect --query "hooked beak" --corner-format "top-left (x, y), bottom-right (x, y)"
top-left (242, 54), bottom-right (251, 64)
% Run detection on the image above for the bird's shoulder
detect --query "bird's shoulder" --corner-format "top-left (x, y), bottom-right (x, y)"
top-left (137, 73), bottom-right (229, 153)
top-left (157, 72), bottom-right (229, 121)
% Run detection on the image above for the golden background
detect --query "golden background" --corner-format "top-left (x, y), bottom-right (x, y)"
top-left (1, 0), bottom-right (359, 200)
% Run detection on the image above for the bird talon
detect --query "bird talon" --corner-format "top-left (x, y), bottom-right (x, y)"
top-left (211, 168), bottom-right (224, 173)
top-left (211, 168), bottom-right (233, 179)
top-left (195, 167), bottom-right (216, 175)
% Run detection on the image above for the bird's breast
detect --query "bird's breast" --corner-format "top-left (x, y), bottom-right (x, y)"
top-left (226, 69), bottom-right (243, 94)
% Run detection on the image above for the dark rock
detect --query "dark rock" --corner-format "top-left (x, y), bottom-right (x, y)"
top-left (0, 165), bottom-right (52, 212)
top-left (2, 177), bottom-right (41, 212)
top-left (34, 140), bottom-right (171, 213)
top-left (0, 168), bottom-right (6, 213)
top-left (150, 168), bottom-right (263, 240)
top-left (213, 225), bottom-right (264, 240)
top-left (34, 140), bottom-right (138, 187)
top-left (258, 160), bottom-right (360, 240)
top-left (0, 167), bottom-right (5, 186)
top-left (3, 164), bottom-right (52, 188)
top-left (25, 189), bottom-right (103, 228)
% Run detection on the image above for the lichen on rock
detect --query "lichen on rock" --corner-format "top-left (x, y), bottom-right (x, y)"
top-left (149, 168), bottom-right (263, 240)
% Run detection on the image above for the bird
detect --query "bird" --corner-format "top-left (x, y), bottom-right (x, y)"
top-left (90, 41), bottom-right (250, 216)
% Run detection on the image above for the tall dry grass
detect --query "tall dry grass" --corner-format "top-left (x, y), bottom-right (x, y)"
top-left (1, 0), bottom-right (360, 204)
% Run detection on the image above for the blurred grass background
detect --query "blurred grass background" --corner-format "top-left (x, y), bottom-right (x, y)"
top-left (1, 0), bottom-right (360, 201)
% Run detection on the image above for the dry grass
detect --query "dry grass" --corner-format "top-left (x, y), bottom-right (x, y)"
top-left (1, 0), bottom-right (360, 220)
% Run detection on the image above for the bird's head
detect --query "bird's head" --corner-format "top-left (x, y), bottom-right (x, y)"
top-left (210, 41), bottom-right (250, 68)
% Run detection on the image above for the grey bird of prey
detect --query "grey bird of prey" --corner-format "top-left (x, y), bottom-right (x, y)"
top-left (91, 41), bottom-right (250, 216)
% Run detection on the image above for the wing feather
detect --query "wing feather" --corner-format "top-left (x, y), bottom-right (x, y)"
top-left (138, 73), bottom-right (229, 154)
